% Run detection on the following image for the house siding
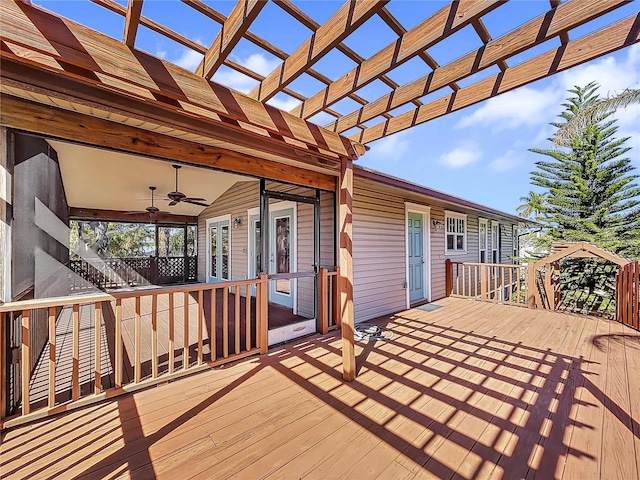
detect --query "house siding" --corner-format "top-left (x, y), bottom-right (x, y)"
top-left (352, 176), bottom-right (519, 322)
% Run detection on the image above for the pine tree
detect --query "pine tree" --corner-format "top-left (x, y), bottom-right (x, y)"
top-left (528, 82), bottom-right (640, 258)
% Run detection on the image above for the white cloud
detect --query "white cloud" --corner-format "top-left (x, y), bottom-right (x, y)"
top-left (366, 131), bottom-right (411, 163)
top-left (455, 44), bottom-right (640, 137)
top-left (266, 95), bottom-right (301, 112)
top-left (488, 151), bottom-right (521, 172)
top-left (439, 144), bottom-right (482, 168)
top-left (172, 49), bottom-right (204, 71)
top-left (455, 86), bottom-right (561, 131)
top-left (213, 53), bottom-right (281, 94)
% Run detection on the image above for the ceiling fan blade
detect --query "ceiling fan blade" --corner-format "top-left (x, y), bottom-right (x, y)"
top-left (183, 197), bottom-right (206, 202)
top-left (168, 200), bottom-right (179, 206)
top-left (184, 200), bottom-right (210, 207)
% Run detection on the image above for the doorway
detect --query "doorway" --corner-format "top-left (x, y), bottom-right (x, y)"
top-left (206, 215), bottom-right (230, 283)
top-left (405, 204), bottom-right (431, 306)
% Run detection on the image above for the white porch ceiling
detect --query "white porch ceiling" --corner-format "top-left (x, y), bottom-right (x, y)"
top-left (49, 140), bottom-right (250, 216)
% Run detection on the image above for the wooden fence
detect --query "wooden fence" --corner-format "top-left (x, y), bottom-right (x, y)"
top-left (616, 261), bottom-right (639, 330)
top-left (446, 260), bottom-right (530, 307)
top-left (319, 267), bottom-right (341, 334)
top-left (0, 275), bottom-right (268, 429)
top-left (69, 256), bottom-right (198, 291)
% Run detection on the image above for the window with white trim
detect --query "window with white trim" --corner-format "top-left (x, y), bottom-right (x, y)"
top-left (479, 218), bottom-right (488, 263)
top-left (445, 211), bottom-right (467, 253)
top-left (491, 221), bottom-right (499, 263)
top-left (513, 225), bottom-right (518, 263)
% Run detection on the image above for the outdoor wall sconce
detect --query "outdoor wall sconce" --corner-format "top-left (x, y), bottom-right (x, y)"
top-left (233, 217), bottom-right (243, 229)
top-left (432, 220), bottom-right (443, 231)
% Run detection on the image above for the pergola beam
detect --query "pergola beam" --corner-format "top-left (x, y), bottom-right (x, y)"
top-left (350, 13), bottom-right (640, 144)
top-left (328, 0), bottom-right (629, 134)
top-left (291, 0), bottom-right (503, 119)
top-left (123, 0), bottom-right (143, 47)
top-left (249, 0), bottom-right (388, 102)
top-left (198, 0), bottom-right (267, 79)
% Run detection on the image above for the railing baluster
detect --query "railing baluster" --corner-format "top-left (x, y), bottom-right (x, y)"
top-left (245, 286), bottom-right (251, 351)
top-left (0, 312), bottom-right (6, 423)
top-left (72, 304), bottom-right (80, 401)
top-left (48, 306), bottom-right (56, 408)
top-left (259, 274), bottom-right (268, 354)
top-left (235, 286), bottom-right (241, 355)
top-left (198, 290), bottom-right (203, 365)
top-left (151, 294), bottom-right (158, 378)
top-left (210, 287), bottom-right (216, 362)
top-left (223, 287), bottom-right (229, 359)
top-left (333, 268), bottom-right (341, 327)
top-left (134, 297), bottom-right (141, 383)
top-left (115, 299), bottom-right (122, 388)
top-left (94, 302), bottom-right (102, 394)
top-left (168, 293), bottom-right (174, 375)
top-left (183, 291), bottom-right (189, 370)
top-left (21, 309), bottom-right (30, 415)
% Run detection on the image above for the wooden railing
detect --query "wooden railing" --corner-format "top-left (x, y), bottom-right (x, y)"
top-left (69, 256), bottom-right (198, 291)
top-left (0, 274), bottom-right (268, 429)
top-left (616, 261), bottom-right (639, 330)
top-left (446, 260), bottom-right (530, 307)
top-left (319, 267), bottom-right (341, 334)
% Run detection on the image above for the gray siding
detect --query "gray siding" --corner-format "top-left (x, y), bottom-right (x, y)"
top-left (352, 177), bottom-right (519, 322)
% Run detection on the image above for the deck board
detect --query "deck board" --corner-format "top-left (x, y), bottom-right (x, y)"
top-left (2, 298), bottom-right (639, 480)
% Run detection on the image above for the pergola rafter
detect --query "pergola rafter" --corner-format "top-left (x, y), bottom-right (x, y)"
top-left (197, 0), bottom-right (268, 79)
top-left (123, 0), bottom-right (143, 47)
top-left (2, 0), bottom-right (636, 145)
top-left (248, 0), bottom-right (388, 102)
top-left (290, 0), bottom-right (504, 119)
top-left (325, 0), bottom-right (628, 134)
top-left (349, 13), bottom-right (640, 144)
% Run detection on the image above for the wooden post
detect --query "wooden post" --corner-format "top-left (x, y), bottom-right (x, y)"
top-left (445, 259), bottom-right (452, 297)
top-left (527, 265), bottom-right (536, 309)
top-left (72, 304), bottom-right (80, 400)
top-left (48, 306), bottom-right (56, 408)
top-left (339, 158), bottom-right (356, 382)
top-left (114, 299), bottom-right (122, 388)
top-left (480, 264), bottom-right (487, 302)
top-left (319, 268), bottom-right (328, 334)
top-left (94, 302), bottom-right (102, 394)
top-left (333, 267), bottom-right (341, 328)
top-left (21, 309), bottom-right (30, 415)
top-left (258, 273), bottom-right (268, 354)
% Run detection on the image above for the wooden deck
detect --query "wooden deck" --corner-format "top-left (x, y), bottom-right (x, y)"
top-left (2, 297), bottom-right (639, 479)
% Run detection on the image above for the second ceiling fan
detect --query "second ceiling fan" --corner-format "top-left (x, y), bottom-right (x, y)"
top-left (166, 165), bottom-right (209, 207)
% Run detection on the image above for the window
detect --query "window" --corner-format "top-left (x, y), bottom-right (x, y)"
top-left (491, 221), bottom-right (499, 263)
top-left (479, 219), bottom-right (488, 263)
top-left (445, 211), bottom-right (467, 253)
top-left (513, 225), bottom-right (518, 263)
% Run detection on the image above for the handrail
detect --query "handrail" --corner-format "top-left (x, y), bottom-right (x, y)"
top-left (445, 259), bottom-right (529, 307)
top-left (1, 274), bottom-right (269, 429)
top-left (0, 278), bottom-right (260, 312)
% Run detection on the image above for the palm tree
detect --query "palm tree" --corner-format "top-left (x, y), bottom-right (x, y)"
top-left (516, 191), bottom-right (548, 221)
top-left (554, 87), bottom-right (640, 146)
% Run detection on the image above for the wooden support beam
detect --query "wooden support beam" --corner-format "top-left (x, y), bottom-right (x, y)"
top-left (352, 13), bottom-right (640, 144)
top-left (198, 0), bottom-right (267, 79)
top-left (0, 1), bottom-right (360, 159)
top-left (328, 0), bottom-right (628, 133)
top-left (123, 0), bottom-right (143, 47)
top-left (292, 0), bottom-right (502, 119)
top-left (339, 158), bottom-right (355, 381)
top-left (70, 208), bottom-right (197, 225)
top-left (250, 0), bottom-right (388, 102)
top-left (0, 95), bottom-right (338, 191)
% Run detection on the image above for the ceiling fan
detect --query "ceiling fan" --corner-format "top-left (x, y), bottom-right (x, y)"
top-left (127, 186), bottom-right (167, 217)
top-left (166, 165), bottom-right (208, 207)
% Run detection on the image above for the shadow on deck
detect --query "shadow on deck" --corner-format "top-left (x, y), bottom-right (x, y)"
top-left (2, 298), bottom-right (639, 479)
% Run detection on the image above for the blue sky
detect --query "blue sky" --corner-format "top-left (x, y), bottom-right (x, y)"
top-left (36, 0), bottom-right (640, 215)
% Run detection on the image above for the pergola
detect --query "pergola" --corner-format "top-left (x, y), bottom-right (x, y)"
top-left (0, 0), bottom-right (638, 381)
